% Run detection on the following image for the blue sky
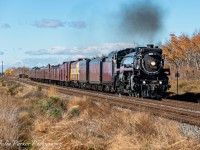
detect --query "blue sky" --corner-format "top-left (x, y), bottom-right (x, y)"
top-left (0, 0), bottom-right (200, 70)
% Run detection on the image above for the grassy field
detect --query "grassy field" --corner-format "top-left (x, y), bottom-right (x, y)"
top-left (168, 80), bottom-right (200, 94)
top-left (165, 80), bottom-right (200, 102)
top-left (0, 78), bottom-right (199, 149)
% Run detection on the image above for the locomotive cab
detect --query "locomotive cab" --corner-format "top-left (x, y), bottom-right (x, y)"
top-left (107, 48), bottom-right (135, 69)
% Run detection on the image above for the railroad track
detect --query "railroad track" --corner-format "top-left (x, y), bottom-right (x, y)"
top-left (12, 78), bottom-right (200, 127)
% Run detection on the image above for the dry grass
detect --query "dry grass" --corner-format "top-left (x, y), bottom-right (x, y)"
top-left (0, 79), bottom-right (46, 149)
top-left (2, 82), bottom-right (22, 96)
top-left (46, 86), bottom-right (59, 98)
top-left (0, 96), bottom-right (19, 142)
top-left (32, 96), bottom-right (200, 150)
top-left (0, 78), bottom-right (199, 150)
top-left (169, 80), bottom-right (200, 94)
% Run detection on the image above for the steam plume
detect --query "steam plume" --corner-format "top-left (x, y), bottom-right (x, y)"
top-left (120, 0), bottom-right (164, 41)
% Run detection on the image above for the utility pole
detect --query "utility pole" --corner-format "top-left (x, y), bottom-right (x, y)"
top-left (2, 61), bottom-right (3, 77)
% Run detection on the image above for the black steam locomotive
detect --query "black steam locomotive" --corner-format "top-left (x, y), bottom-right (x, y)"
top-left (116, 44), bottom-right (170, 98)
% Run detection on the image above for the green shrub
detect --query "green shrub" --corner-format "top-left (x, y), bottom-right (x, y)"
top-left (39, 96), bottom-right (67, 118)
top-left (50, 108), bottom-right (61, 117)
top-left (88, 147), bottom-right (95, 150)
top-left (60, 101), bottom-right (66, 110)
top-left (49, 96), bottom-right (58, 103)
top-left (41, 98), bottom-right (56, 111)
top-left (69, 106), bottom-right (80, 117)
top-left (71, 108), bottom-right (79, 117)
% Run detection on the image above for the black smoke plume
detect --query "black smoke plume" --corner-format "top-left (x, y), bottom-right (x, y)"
top-left (120, 0), bottom-right (164, 41)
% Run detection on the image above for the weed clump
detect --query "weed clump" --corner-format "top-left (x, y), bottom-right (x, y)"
top-left (35, 85), bottom-right (42, 92)
top-left (2, 82), bottom-right (23, 96)
top-left (68, 105), bottom-right (80, 118)
top-left (49, 96), bottom-right (59, 103)
top-left (50, 108), bottom-right (62, 117)
top-left (40, 96), bottom-right (66, 118)
top-left (8, 83), bottom-right (22, 96)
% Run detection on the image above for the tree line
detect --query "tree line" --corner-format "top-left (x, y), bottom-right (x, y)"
top-left (162, 32), bottom-right (200, 80)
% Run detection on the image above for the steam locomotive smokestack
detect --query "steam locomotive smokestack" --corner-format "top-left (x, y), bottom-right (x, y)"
top-left (147, 44), bottom-right (154, 48)
top-left (120, 0), bottom-right (164, 41)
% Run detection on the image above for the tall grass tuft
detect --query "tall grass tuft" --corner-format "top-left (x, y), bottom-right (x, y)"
top-left (47, 86), bottom-right (59, 98)
top-left (0, 96), bottom-right (20, 142)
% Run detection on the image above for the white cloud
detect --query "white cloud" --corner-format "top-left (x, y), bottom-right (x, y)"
top-left (76, 43), bottom-right (135, 54)
top-left (6, 55), bottom-right (88, 69)
top-left (25, 42), bottom-right (135, 56)
top-left (25, 46), bottom-right (68, 55)
top-left (9, 42), bottom-right (136, 69)
top-left (33, 19), bottom-right (86, 29)
top-left (33, 19), bottom-right (65, 28)
top-left (0, 51), bottom-right (4, 55)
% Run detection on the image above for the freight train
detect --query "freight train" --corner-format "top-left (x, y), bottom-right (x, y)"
top-left (27, 44), bottom-right (170, 99)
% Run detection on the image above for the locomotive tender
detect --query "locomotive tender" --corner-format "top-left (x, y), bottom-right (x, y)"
top-left (28, 44), bottom-right (170, 99)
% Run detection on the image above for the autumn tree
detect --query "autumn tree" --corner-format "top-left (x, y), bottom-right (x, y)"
top-left (8, 67), bottom-right (30, 76)
top-left (5, 69), bottom-right (13, 76)
top-left (162, 32), bottom-right (200, 80)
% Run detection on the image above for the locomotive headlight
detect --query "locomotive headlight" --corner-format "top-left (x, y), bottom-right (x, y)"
top-left (159, 81), bottom-right (162, 84)
top-left (150, 61), bottom-right (156, 66)
top-left (142, 80), bottom-right (146, 84)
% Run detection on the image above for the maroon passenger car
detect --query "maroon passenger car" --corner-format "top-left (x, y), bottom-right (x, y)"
top-left (89, 58), bottom-right (103, 84)
top-left (44, 64), bottom-right (50, 82)
top-left (28, 68), bottom-right (36, 80)
top-left (79, 59), bottom-right (90, 85)
top-left (35, 67), bottom-right (45, 81)
top-left (59, 62), bottom-right (68, 85)
top-left (50, 65), bottom-right (60, 84)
